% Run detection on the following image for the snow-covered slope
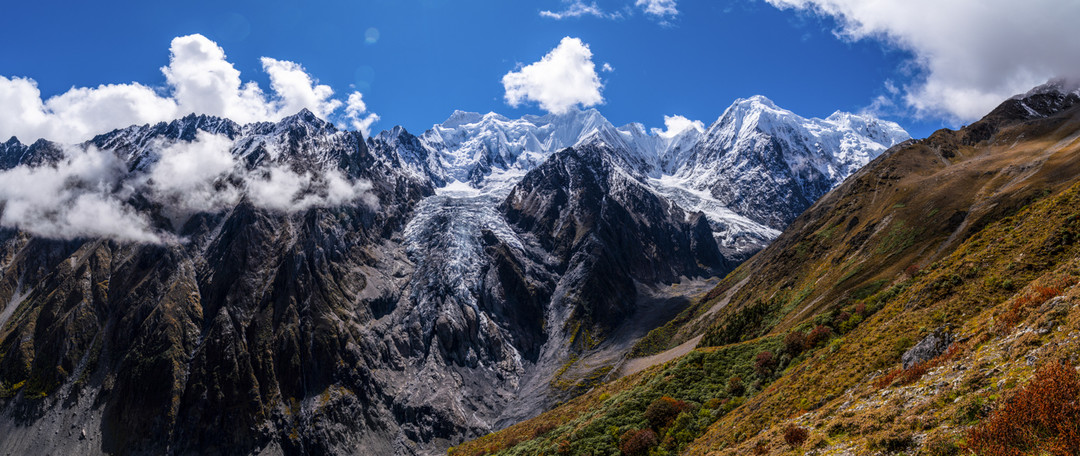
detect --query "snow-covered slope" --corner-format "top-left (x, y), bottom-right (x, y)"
top-left (672, 95), bottom-right (910, 241)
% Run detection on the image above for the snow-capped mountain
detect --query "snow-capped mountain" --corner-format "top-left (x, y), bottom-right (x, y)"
top-left (372, 96), bottom-right (908, 260)
top-left (665, 96), bottom-right (910, 255)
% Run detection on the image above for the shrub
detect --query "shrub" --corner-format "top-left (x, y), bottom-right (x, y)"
top-left (644, 396), bottom-right (691, 429)
top-left (531, 421), bottom-right (556, 438)
top-left (872, 429), bottom-right (913, 452)
top-left (833, 311), bottom-right (852, 328)
top-left (997, 282), bottom-right (1066, 331)
top-left (953, 394), bottom-right (988, 424)
top-left (922, 433), bottom-right (960, 456)
top-left (619, 428), bottom-right (658, 456)
top-left (854, 302), bottom-right (868, 317)
top-left (807, 325), bottom-right (833, 348)
top-left (965, 361), bottom-right (1080, 455)
top-left (755, 351), bottom-right (776, 377)
top-left (784, 331), bottom-right (806, 355)
top-left (728, 376), bottom-right (745, 396)
top-left (752, 440), bottom-right (769, 455)
top-left (905, 263), bottom-right (920, 276)
top-left (784, 425), bottom-right (809, 449)
top-left (876, 342), bottom-right (965, 389)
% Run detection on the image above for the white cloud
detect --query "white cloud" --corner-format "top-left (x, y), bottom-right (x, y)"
top-left (764, 0), bottom-right (1080, 121)
top-left (244, 165), bottom-right (375, 213)
top-left (0, 146), bottom-right (163, 243)
top-left (502, 37), bottom-right (605, 114)
top-left (601, 63), bottom-right (615, 73)
top-left (0, 132), bottom-right (378, 243)
top-left (650, 115), bottom-right (704, 138)
top-left (540, 1), bottom-right (617, 20)
top-left (146, 131), bottom-right (241, 219)
top-left (260, 57), bottom-right (342, 119)
top-left (635, 0), bottom-right (678, 18)
top-left (0, 34), bottom-right (377, 144)
top-left (0, 76), bottom-right (178, 146)
top-left (345, 92), bottom-right (380, 137)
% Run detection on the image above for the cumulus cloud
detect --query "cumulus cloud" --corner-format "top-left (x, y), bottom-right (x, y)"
top-left (764, 0), bottom-right (1080, 121)
top-left (635, 0), bottom-right (678, 18)
top-left (0, 132), bottom-right (378, 243)
top-left (0, 34), bottom-right (378, 144)
top-left (540, 1), bottom-right (618, 20)
top-left (502, 37), bottom-right (605, 114)
top-left (650, 115), bottom-right (705, 138)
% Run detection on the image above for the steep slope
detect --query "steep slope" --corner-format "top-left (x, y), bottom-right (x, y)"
top-left (0, 112), bottom-right (452, 455)
top-left (502, 141), bottom-right (727, 342)
top-left (450, 84), bottom-right (1080, 456)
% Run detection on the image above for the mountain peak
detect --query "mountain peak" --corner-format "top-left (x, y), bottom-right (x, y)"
top-left (732, 94), bottom-right (780, 110)
top-left (279, 108), bottom-right (334, 131)
top-left (441, 110), bottom-right (485, 128)
top-left (1013, 77), bottom-right (1080, 100)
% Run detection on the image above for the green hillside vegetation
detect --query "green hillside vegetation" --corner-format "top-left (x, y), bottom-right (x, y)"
top-left (451, 95), bottom-right (1080, 455)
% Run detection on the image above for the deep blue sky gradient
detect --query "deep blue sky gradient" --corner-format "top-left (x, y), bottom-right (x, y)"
top-left (1, 0), bottom-right (950, 138)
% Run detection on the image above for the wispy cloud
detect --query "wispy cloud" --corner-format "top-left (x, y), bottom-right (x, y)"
top-left (635, 0), bottom-right (678, 19)
top-left (540, 1), bottom-right (622, 20)
top-left (541, 0), bottom-right (678, 23)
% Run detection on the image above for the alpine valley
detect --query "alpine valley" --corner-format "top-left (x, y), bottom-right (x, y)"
top-left (0, 95), bottom-right (909, 455)
top-left (451, 82), bottom-right (1080, 456)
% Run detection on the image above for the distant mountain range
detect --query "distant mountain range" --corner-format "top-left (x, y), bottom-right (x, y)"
top-left (0, 95), bottom-right (905, 455)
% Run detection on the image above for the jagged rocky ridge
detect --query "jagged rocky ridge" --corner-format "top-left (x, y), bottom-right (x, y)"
top-left (0, 98), bottom-right (904, 455)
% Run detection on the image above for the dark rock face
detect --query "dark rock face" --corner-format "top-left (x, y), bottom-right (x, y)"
top-left (901, 328), bottom-right (954, 369)
top-left (503, 143), bottom-right (729, 340)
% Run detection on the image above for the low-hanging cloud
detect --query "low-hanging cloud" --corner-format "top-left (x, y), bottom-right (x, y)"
top-left (0, 132), bottom-right (378, 244)
top-left (502, 37), bottom-right (605, 114)
top-left (0, 146), bottom-right (163, 243)
top-left (764, 0), bottom-right (1080, 121)
top-left (0, 34), bottom-right (378, 144)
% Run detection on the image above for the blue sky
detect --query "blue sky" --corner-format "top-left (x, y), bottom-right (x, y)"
top-left (2, 0), bottom-right (1077, 143)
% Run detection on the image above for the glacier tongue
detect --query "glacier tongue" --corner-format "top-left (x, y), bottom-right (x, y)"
top-left (402, 183), bottom-right (529, 358)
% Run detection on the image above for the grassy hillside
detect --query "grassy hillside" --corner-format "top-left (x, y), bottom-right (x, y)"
top-left (450, 94), bottom-right (1080, 455)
